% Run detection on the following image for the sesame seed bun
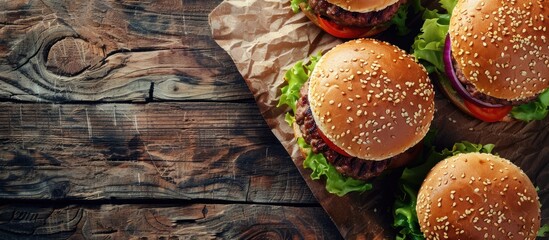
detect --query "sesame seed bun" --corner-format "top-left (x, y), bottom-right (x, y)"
top-left (308, 39), bottom-right (435, 160)
top-left (416, 153), bottom-right (541, 239)
top-left (326, 0), bottom-right (400, 13)
top-left (448, 0), bottom-right (549, 101)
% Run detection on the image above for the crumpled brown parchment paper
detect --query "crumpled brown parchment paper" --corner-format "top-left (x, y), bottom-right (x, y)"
top-left (208, 1), bottom-right (549, 239)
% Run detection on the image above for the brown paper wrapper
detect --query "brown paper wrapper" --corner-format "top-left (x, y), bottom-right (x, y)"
top-left (209, 1), bottom-right (549, 239)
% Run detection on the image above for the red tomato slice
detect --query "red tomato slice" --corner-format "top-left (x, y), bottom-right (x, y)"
top-left (463, 99), bottom-right (512, 122)
top-left (317, 17), bottom-right (374, 39)
top-left (317, 129), bottom-right (352, 157)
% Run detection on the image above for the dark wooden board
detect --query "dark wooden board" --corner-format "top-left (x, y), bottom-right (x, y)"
top-left (0, 0), bottom-right (250, 102)
top-left (0, 0), bottom-right (344, 239)
top-left (0, 203), bottom-right (341, 239)
top-left (0, 102), bottom-right (316, 204)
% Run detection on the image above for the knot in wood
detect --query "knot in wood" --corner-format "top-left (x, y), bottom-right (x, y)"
top-left (45, 37), bottom-right (105, 77)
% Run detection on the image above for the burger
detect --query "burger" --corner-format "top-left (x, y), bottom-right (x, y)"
top-left (290, 0), bottom-right (414, 39)
top-left (279, 38), bottom-right (435, 195)
top-left (416, 152), bottom-right (541, 239)
top-left (392, 141), bottom-right (546, 239)
top-left (412, 0), bottom-right (549, 122)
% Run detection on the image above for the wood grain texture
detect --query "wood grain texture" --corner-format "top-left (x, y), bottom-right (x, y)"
top-left (0, 203), bottom-right (341, 240)
top-left (0, 0), bottom-right (250, 102)
top-left (0, 0), bottom-right (343, 238)
top-left (0, 102), bottom-right (316, 203)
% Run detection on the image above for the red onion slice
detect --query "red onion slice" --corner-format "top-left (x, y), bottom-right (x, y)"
top-left (443, 35), bottom-right (505, 108)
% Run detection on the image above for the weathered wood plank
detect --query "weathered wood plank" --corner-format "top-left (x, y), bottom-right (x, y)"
top-left (0, 203), bottom-right (341, 239)
top-left (0, 0), bottom-right (250, 102)
top-left (0, 102), bottom-right (316, 203)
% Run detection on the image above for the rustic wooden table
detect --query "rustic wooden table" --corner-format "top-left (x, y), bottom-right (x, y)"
top-left (0, 1), bottom-right (342, 239)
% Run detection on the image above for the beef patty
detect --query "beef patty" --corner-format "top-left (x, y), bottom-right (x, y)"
top-left (308, 0), bottom-right (406, 27)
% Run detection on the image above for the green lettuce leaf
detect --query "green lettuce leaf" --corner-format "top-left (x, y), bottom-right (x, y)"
top-left (277, 52), bottom-right (321, 126)
top-left (290, 0), bottom-right (307, 13)
top-left (392, 131), bottom-right (494, 240)
top-left (511, 88), bottom-right (549, 121)
top-left (439, 0), bottom-right (458, 14)
top-left (298, 138), bottom-right (372, 196)
top-left (389, 3), bottom-right (411, 36)
top-left (538, 224), bottom-right (549, 237)
top-left (411, 5), bottom-right (452, 75)
top-left (389, 0), bottom-right (425, 36)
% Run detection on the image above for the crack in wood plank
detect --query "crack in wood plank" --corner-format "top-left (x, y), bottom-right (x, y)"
top-left (0, 102), bottom-right (317, 203)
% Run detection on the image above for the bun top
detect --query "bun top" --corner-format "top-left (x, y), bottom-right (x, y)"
top-left (326, 0), bottom-right (399, 13)
top-left (449, 0), bottom-right (549, 101)
top-left (416, 153), bottom-right (541, 240)
top-left (308, 39), bottom-right (434, 160)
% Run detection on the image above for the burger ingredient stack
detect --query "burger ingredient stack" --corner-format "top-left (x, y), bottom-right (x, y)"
top-left (412, 0), bottom-right (549, 122)
top-left (279, 38), bottom-right (435, 195)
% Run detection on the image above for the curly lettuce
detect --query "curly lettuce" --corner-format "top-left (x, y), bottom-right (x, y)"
top-left (298, 138), bottom-right (372, 196)
top-left (412, 0), bottom-right (549, 121)
top-left (389, 2), bottom-right (413, 36)
top-left (277, 52), bottom-right (321, 126)
top-left (539, 223), bottom-right (549, 237)
top-left (411, 0), bottom-right (454, 75)
top-left (278, 53), bottom-right (372, 196)
top-left (392, 132), bottom-right (494, 240)
top-left (511, 88), bottom-right (549, 121)
top-left (290, 0), bottom-right (307, 13)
